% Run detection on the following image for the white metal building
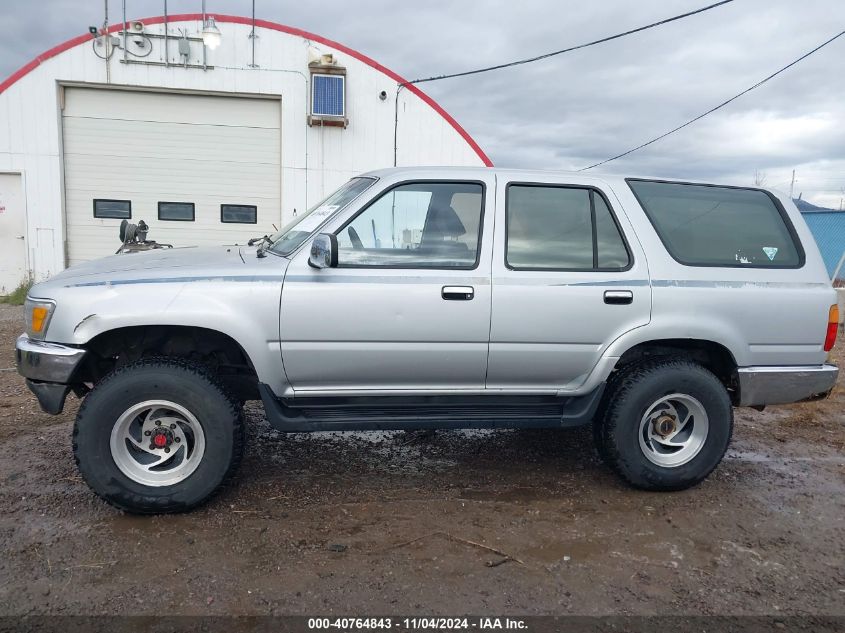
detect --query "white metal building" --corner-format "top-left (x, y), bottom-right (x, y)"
top-left (0, 12), bottom-right (491, 292)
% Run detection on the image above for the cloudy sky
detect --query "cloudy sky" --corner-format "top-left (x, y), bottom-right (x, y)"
top-left (2, 0), bottom-right (843, 208)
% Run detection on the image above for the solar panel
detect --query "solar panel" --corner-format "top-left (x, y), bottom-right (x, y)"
top-left (312, 75), bottom-right (345, 117)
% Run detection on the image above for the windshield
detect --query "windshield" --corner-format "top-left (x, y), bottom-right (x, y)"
top-left (267, 177), bottom-right (376, 256)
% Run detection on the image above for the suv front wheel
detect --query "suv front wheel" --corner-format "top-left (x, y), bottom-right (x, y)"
top-left (73, 357), bottom-right (245, 514)
top-left (594, 359), bottom-right (733, 491)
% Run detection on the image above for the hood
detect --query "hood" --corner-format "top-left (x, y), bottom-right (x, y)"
top-left (58, 246), bottom-right (245, 278)
top-left (31, 245), bottom-right (265, 295)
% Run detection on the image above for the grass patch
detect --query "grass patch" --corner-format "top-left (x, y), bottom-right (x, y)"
top-left (0, 278), bottom-right (32, 306)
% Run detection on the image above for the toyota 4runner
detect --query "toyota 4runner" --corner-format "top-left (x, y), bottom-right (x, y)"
top-left (15, 167), bottom-right (840, 513)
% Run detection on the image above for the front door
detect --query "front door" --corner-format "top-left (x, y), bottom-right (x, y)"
top-left (0, 174), bottom-right (27, 294)
top-left (280, 177), bottom-right (494, 394)
top-left (487, 177), bottom-right (651, 392)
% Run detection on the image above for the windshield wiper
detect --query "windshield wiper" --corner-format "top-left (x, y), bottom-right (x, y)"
top-left (247, 234), bottom-right (274, 258)
top-left (247, 234), bottom-right (272, 247)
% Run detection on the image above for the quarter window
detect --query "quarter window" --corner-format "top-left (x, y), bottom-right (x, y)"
top-left (594, 194), bottom-right (630, 268)
top-left (627, 180), bottom-right (803, 268)
top-left (158, 201), bottom-right (194, 222)
top-left (336, 182), bottom-right (484, 268)
top-left (221, 204), bottom-right (257, 224)
top-left (93, 199), bottom-right (131, 219)
top-left (506, 185), bottom-right (630, 270)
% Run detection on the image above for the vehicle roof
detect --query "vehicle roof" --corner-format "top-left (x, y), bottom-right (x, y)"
top-left (360, 165), bottom-right (621, 182)
top-left (358, 166), bottom-right (765, 191)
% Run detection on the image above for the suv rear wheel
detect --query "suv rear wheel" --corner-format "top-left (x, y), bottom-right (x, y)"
top-left (594, 359), bottom-right (733, 491)
top-left (73, 357), bottom-right (244, 514)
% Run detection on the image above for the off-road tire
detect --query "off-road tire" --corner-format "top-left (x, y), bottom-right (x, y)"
top-left (73, 357), bottom-right (245, 514)
top-left (594, 359), bottom-right (733, 491)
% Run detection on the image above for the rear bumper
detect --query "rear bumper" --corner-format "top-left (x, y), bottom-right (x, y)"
top-left (15, 334), bottom-right (86, 414)
top-left (737, 364), bottom-right (838, 407)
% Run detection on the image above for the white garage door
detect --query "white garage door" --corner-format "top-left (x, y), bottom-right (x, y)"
top-left (62, 87), bottom-right (281, 265)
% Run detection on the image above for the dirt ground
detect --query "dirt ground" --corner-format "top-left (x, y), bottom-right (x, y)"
top-left (0, 303), bottom-right (843, 617)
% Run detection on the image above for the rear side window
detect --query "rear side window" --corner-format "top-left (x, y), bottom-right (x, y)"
top-left (628, 180), bottom-right (803, 268)
top-left (506, 184), bottom-right (630, 270)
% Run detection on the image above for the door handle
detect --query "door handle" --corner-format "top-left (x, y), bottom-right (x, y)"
top-left (442, 285), bottom-right (474, 301)
top-left (604, 290), bottom-right (633, 305)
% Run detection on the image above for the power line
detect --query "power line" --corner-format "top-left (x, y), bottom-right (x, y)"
top-left (580, 30), bottom-right (845, 171)
top-left (405, 0), bottom-right (735, 85)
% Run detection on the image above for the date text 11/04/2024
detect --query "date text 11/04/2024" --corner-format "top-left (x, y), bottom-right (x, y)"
top-left (307, 618), bottom-right (528, 630)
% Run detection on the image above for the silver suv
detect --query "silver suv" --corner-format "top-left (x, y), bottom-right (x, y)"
top-left (15, 167), bottom-right (839, 513)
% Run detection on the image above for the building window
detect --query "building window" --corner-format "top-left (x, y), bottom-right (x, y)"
top-left (221, 204), bottom-right (257, 224)
top-left (311, 74), bottom-right (345, 117)
top-left (158, 201), bottom-right (195, 222)
top-left (93, 199), bottom-right (131, 219)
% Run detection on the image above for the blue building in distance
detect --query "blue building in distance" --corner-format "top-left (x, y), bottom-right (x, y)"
top-left (795, 198), bottom-right (845, 281)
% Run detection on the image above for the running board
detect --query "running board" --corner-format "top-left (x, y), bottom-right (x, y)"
top-left (258, 384), bottom-right (604, 432)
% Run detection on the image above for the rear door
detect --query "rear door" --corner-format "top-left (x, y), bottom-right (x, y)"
top-left (487, 176), bottom-right (651, 392)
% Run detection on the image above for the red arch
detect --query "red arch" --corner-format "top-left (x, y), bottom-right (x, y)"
top-left (0, 13), bottom-right (492, 167)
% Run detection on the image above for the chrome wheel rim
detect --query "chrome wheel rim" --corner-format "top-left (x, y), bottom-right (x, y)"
top-left (638, 393), bottom-right (709, 468)
top-left (109, 400), bottom-right (205, 487)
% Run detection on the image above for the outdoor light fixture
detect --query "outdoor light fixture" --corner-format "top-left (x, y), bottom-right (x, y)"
top-left (201, 16), bottom-right (222, 49)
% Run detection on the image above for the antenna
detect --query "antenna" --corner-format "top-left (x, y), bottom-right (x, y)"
top-left (248, 0), bottom-right (258, 68)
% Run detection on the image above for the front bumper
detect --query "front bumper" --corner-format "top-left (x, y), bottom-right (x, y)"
top-left (737, 364), bottom-right (839, 407)
top-left (15, 334), bottom-right (87, 414)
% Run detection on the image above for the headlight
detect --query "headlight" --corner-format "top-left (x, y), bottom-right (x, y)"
top-left (24, 298), bottom-right (56, 340)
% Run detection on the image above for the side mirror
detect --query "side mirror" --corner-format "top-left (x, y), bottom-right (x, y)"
top-left (308, 233), bottom-right (338, 268)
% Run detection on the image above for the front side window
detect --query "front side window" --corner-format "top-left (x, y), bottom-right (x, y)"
top-left (336, 182), bottom-right (484, 268)
top-left (506, 184), bottom-right (630, 270)
top-left (627, 180), bottom-right (803, 268)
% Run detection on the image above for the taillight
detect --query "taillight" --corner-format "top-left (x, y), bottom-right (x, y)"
top-left (824, 304), bottom-right (839, 352)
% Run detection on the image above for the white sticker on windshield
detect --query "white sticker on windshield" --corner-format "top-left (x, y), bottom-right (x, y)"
top-left (762, 246), bottom-right (778, 261)
top-left (295, 205), bottom-right (341, 233)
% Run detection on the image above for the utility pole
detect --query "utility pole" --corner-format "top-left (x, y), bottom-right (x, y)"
top-left (789, 169), bottom-right (796, 199)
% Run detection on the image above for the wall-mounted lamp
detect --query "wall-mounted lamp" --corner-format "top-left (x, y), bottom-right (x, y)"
top-left (201, 16), bottom-right (222, 50)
